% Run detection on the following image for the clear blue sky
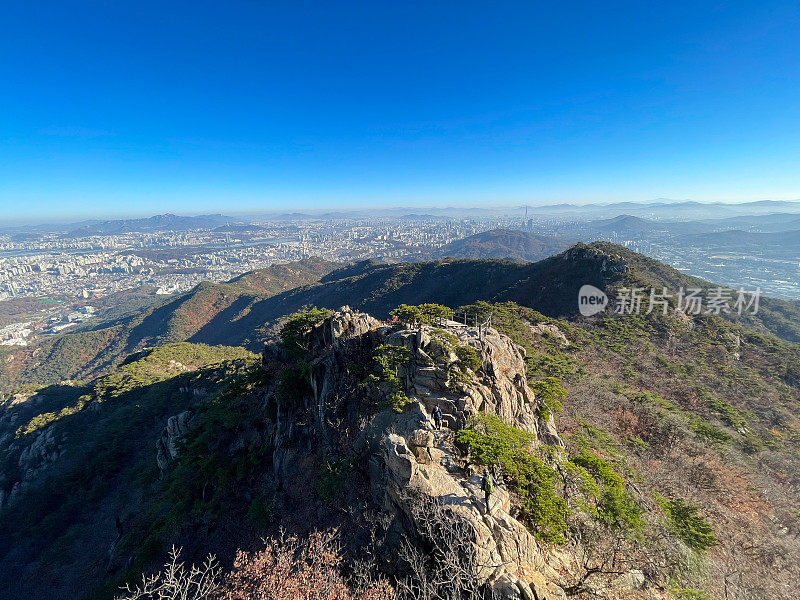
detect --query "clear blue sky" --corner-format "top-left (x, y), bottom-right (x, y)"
top-left (1, 1), bottom-right (799, 219)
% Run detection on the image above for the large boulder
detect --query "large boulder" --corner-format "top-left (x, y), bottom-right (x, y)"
top-left (308, 306), bottom-right (382, 351)
top-left (528, 571), bottom-right (569, 600)
top-left (613, 569), bottom-right (646, 591)
top-left (492, 573), bottom-right (524, 600)
top-left (384, 433), bottom-right (418, 487)
top-left (407, 428), bottom-right (437, 463)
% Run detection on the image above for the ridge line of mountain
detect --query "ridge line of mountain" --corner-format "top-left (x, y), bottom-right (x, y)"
top-left (1, 241), bottom-right (799, 396)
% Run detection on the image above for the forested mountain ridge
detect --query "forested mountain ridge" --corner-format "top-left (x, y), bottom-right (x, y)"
top-left (433, 228), bottom-right (572, 261)
top-left (0, 343), bottom-right (259, 598)
top-left (1, 299), bottom-right (798, 598)
top-left (3, 243), bottom-right (799, 396)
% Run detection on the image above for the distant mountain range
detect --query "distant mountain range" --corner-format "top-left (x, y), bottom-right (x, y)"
top-left (703, 213), bottom-right (800, 232)
top-left (579, 213), bottom-right (800, 257)
top-left (587, 214), bottom-right (665, 235)
top-left (584, 212), bottom-right (800, 237)
top-left (679, 228), bottom-right (800, 251)
top-left (62, 213), bottom-right (237, 237)
top-left (4, 200), bottom-right (800, 231)
top-left (239, 199), bottom-right (800, 220)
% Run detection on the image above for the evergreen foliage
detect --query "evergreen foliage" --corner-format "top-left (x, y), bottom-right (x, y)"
top-left (530, 377), bottom-right (566, 420)
top-left (455, 413), bottom-right (568, 543)
top-left (655, 494), bottom-right (718, 553)
top-left (391, 302), bottom-right (454, 326)
top-left (569, 451), bottom-right (643, 532)
top-left (372, 344), bottom-right (411, 412)
top-left (279, 307), bottom-right (331, 357)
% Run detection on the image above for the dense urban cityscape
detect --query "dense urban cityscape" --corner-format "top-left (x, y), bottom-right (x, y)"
top-left (1, 207), bottom-right (799, 347)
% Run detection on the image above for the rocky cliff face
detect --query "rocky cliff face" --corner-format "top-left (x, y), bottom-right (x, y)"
top-left (381, 431), bottom-right (570, 600)
top-left (387, 325), bottom-right (538, 432)
top-left (0, 399), bottom-right (68, 509)
top-left (254, 307), bottom-right (572, 599)
top-left (156, 410), bottom-right (194, 472)
top-left (141, 306), bottom-right (661, 599)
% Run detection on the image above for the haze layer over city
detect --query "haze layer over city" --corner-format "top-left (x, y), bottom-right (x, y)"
top-left (2, 199), bottom-right (799, 347)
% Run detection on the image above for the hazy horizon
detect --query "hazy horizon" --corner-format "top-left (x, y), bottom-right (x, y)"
top-left (4, 197), bottom-right (800, 227)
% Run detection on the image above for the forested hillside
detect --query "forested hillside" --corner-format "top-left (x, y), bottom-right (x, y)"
top-left (0, 343), bottom-right (259, 599)
top-left (434, 228), bottom-right (572, 261)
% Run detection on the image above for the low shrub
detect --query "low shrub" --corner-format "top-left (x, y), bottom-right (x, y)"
top-left (655, 494), bottom-right (717, 553)
top-left (689, 416), bottom-right (731, 444)
top-left (569, 451), bottom-right (643, 532)
top-left (530, 377), bottom-right (566, 420)
top-left (455, 413), bottom-right (568, 543)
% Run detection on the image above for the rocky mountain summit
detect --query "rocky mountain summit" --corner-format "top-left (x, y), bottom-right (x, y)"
top-left (231, 306), bottom-right (649, 600)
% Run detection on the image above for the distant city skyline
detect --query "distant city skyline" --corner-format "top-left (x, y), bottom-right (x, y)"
top-left (5, 197), bottom-right (800, 227)
top-left (2, 2), bottom-right (799, 219)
